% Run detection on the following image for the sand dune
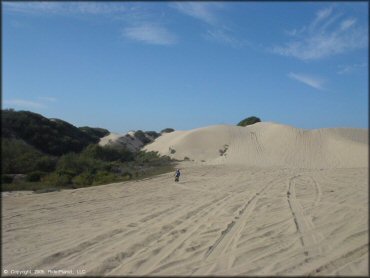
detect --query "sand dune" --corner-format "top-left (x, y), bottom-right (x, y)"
top-left (2, 123), bottom-right (368, 276)
top-left (99, 131), bottom-right (156, 152)
top-left (144, 122), bottom-right (368, 168)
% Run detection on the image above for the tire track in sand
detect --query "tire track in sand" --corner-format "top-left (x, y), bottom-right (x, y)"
top-left (287, 175), bottom-right (324, 259)
top-left (192, 178), bottom-right (276, 275)
top-left (132, 193), bottom-right (237, 275)
top-left (32, 205), bottom-right (180, 269)
top-left (89, 193), bottom-right (232, 275)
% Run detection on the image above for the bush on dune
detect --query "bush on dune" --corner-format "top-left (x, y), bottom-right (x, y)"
top-left (2, 138), bottom-right (175, 191)
top-left (1, 110), bottom-right (176, 192)
top-left (135, 151), bottom-right (171, 164)
top-left (56, 152), bottom-right (102, 176)
top-left (27, 171), bottom-right (47, 182)
top-left (1, 109), bottom-right (104, 156)
top-left (237, 116), bottom-right (261, 127)
top-left (1, 138), bottom-right (57, 174)
top-left (134, 130), bottom-right (151, 145)
top-left (92, 171), bottom-right (119, 185)
top-left (161, 128), bottom-right (175, 133)
top-left (78, 126), bottom-right (109, 141)
top-left (72, 172), bottom-right (94, 186)
top-left (145, 131), bottom-right (160, 139)
top-left (43, 172), bottom-right (73, 187)
top-left (81, 144), bottom-right (134, 162)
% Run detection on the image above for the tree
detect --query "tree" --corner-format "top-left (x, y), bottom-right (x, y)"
top-left (161, 128), bottom-right (174, 133)
top-left (1, 110), bottom-right (108, 155)
top-left (237, 116), bottom-right (261, 127)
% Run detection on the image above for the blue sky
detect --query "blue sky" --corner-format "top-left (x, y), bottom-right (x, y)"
top-left (3, 2), bottom-right (368, 133)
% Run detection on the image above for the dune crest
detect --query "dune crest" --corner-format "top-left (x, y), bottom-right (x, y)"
top-left (144, 122), bottom-right (368, 168)
top-left (3, 122), bottom-right (368, 276)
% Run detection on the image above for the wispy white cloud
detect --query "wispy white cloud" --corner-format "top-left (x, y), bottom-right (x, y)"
top-left (3, 99), bottom-right (46, 109)
top-left (204, 27), bottom-right (246, 48)
top-left (37, 97), bottom-right (57, 102)
top-left (284, 26), bottom-right (306, 37)
top-left (171, 2), bottom-right (221, 25)
top-left (122, 24), bottom-right (177, 46)
top-left (171, 2), bottom-right (245, 48)
top-left (337, 63), bottom-right (367, 74)
top-left (340, 18), bottom-right (356, 31)
top-left (272, 6), bottom-right (368, 60)
top-left (3, 2), bottom-right (127, 15)
top-left (4, 2), bottom-right (178, 47)
top-left (310, 6), bottom-right (333, 31)
top-left (288, 72), bottom-right (325, 90)
top-left (73, 3), bottom-right (127, 15)
top-left (3, 2), bottom-right (62, 15)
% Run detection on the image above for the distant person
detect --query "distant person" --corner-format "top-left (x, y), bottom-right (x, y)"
top-left (175, 169), bottom-right (181, 182)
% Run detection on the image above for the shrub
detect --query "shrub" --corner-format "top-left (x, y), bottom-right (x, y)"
top-left (2, 175), bottom-right (13, 184)
top-left (145, 131), bottom-right (160, 139)
top-left (161, 128), bottom-right (174, 133)
top-left (93, 171), bottom-right (117, 185)
top-left (134, 130), bottom-right (151, 144)
top-left (27, 171), bottom-right (47, 182)
top-left (103, 162), bottom-right (122, 173)
top-left (237, 116), bottom-right (261, 127)
top-left (82, 144), bottom-right (134, 162)
top-left (57, 153), bottom-right (85, 176)
top-left (35, 157), bottom-right (57, 172)
top-left (219, 144), bottom-right (229, 156)
top-left (79, 126), bottom-right (109, 141)
top-left (135, 151), bottom-right (161, 163)
top-left (122, 172), bottom-right (133, 180)
top-left (72, 172), bottom-right (94, 186)
top-left (1, 110), bottom-right (101, 156)
top-left (1, 138), bottom-right (54, 174)
top-left (44, 172), bottom-right (72, 187)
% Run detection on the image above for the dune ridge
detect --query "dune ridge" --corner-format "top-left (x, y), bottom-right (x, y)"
top-left (99, 131), bottom-right (156, 152)
top-left (2, 122), bottom-right (368, 276)
top-left (144, 122), bottom-right (368, 168)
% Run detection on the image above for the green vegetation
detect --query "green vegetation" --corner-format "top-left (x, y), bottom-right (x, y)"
top-left (2, 109), bottom-right (107, 156)
top-left (145, 131), bottom-right (160, 139)
top-left (81, 144), bottom-right (134, 162)
top-left (134, 130), bottom-right (151, 145)
top-left (2, 138), bottom-right (57, 174)
top-left (237, 116), bottom-right (261, 127)
top-left (1, 109), bottom-right (176, 192)
top-left (161, 128), bottom-right (175, 133)
top-left (79, 126), bottom-right (110, 141)
top-left (2, 145), bottom-right (175, 192)
top-left (219, 144), bottom-right (229, 156)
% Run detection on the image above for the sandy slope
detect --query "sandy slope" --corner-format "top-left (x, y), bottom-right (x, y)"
top-left (99, 131), bottom-right (159, 152)
top-left (2, 164), bottom-right (368, 276)
top-left (98, 132), bottom-right (145, 152)
top-left (144, 122), bottom-right (368, 168)
top-left (2, 123), bottom-right (368, 276)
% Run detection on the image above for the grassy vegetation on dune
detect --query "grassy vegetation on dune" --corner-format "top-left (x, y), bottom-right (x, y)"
top-left (237, 116), bottom-right (261, 127)
top-left (1, 109), bottom-right (177, 193)
top-left (2, 138), bottom-right (57, 174)
top-left (2, 109), bottom-right (108, 156)
top-left (2, 143), bottom-right (176, 192)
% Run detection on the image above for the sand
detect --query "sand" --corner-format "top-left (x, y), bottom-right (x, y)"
top-left (98, 132), bottom-right (145, 152)
top-left (2, 123), bottom-right (368, 276)
top-left (144, 122), bottom-right (368, 168)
